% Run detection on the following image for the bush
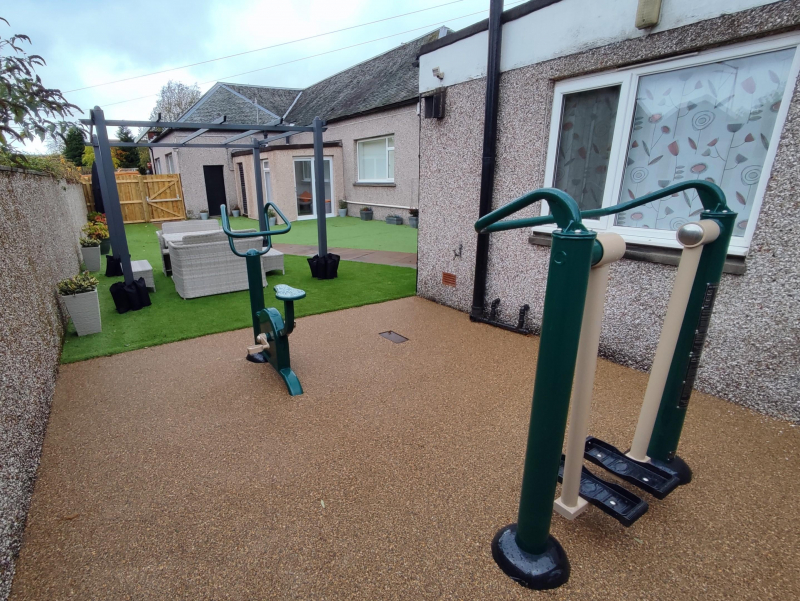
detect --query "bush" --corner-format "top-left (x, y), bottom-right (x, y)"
top-left (87, 211), bottom-right (106, 224)
top-left (82, 221), bottom-right (109, 241)
top-left (0, 149), bottom-right (82, 183)
top-left (57, 271), bottom-right (98, 296)
top-left (409, 208), bottom-right (419, 217)
top-left (267, 207), bottom-right (276, 218)
top-left (79, 236), bottom-right (100, 247)
top-left (338, 199), bottom-right (347, 209)
top-left (231, 204), bottom-right (239, 211)
top-left (360, 206), bottom-right (372, 212)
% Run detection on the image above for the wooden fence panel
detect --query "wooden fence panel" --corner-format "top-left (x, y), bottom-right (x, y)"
top-left (78, 173), bottom-right (185, 223)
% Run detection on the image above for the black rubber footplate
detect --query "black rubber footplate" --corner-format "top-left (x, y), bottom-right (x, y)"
top-left (584, 437), bottom-right (681, 500)
top-left (558, 457), bottom-right (648, 527)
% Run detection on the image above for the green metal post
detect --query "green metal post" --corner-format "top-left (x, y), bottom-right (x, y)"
top-left (515, 229), bottom-right (597, 552)
top-left (647, 210), bottom-right (736, 477)
top-left (245, 250), bottom-right (265, 343)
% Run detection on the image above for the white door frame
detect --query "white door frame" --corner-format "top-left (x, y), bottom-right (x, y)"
top-left (293, 156), bottom-right (335, 220)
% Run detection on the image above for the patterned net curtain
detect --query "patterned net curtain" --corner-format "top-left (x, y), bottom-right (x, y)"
top-left (616, 48), bottom-right (796, 236)
top-left (554, 87), bottom-right (620, 211)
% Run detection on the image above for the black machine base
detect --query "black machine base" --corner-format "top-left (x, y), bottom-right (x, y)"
top-left (648, 454), bottom-right (692, 485)
top-left (491, 525), bottom-right (570, 590)
top-left (245, 352), bottom-right (268, 364)
top-left (558, 458), bottom-right (648, 527)
top-left (584, 437), bottom-right (681, 499)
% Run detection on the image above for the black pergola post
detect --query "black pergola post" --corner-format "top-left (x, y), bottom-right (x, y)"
top-left (312, 116), bottom-right (327, 257)
top-left (92, 107), bottom-right (133, 284)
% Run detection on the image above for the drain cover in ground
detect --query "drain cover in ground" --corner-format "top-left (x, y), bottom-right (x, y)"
top-left (379, 331), bottom-right (408, 343)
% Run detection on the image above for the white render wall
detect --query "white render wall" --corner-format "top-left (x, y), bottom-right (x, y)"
top-left (420, 0), bottom-right (784, 93)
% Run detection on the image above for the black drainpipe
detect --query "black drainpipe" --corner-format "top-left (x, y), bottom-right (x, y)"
top-left (469, 0), bottom-right (530, 335)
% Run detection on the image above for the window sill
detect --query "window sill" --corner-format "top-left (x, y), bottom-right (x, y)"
top-left (528, 231), bottom-right (746, 275)
top-left (353, 181), bottom-right (396, 187)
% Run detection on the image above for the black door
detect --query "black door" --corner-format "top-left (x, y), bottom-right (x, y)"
top-left (203, 165), bottom-right (226, 216)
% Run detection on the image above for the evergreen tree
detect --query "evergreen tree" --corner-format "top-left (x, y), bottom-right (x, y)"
top-left (115, 125), bottom-right (139, 168)
top-left (63, 127), bottom-right (85, 166)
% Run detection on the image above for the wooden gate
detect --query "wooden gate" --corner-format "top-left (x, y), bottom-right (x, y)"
top-left (81, 173), bottom-right (186, 223)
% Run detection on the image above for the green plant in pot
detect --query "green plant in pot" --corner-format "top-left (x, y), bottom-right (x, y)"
top-left (79, 236), bottom-right (101, 271)
top-left (268, 207), bottom-right (277, 227)
top-left (408, 208), bottom-right (419, 229)
top-left (58, 271), bottom-right (101, 336)
top-left (360, 206), bottom-right (373, 221)
top-left (338, 199), bottom-right (347, 218)
top-left (82, 221), bottom-right (111, 254)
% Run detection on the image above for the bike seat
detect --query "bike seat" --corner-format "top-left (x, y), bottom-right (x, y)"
top-left (274, 284), bottom-right (306, 301)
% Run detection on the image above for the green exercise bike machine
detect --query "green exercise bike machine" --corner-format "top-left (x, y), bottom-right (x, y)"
top-left (220, 203), bottom-right (307, 396)
top-left (475, 181), bottom-right (735, 590)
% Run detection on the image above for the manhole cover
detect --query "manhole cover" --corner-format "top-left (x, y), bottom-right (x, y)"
top-left (379, 331), bottom-right (408, 343)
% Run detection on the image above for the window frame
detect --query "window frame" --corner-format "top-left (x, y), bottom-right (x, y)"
top-left (153, 157), bottom-right (161, 174)
top-left (356, 134), bottom-right (395, 183)
top-left (539, 33), bottom-right (800, 256)
top-left (165, 152), bottom-right (174, 174)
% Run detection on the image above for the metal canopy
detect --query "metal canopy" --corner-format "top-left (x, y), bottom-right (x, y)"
top-left (83, 106), bottom-right (328, 287)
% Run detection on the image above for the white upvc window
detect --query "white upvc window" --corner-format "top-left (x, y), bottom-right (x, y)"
top-left (357, 135), bottom-right (395, 182)
top-left (154, 157), bottom-right (162, 174)
top-left (540, 34), bottom-right (800, 256)
top-left (165, 152), bottom-right (174, 174)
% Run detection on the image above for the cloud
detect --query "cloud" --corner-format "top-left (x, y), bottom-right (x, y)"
top-left (4, 0), bottom-right (492, 152)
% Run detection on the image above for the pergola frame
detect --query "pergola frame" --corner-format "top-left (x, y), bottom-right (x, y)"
top-left (81, 106), bottom-right (329, 285)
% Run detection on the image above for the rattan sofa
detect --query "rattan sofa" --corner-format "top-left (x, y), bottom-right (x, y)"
top-left (156, 220), bottom-right (221, 276)
top-left (169, 230), bottom-right (267, 299)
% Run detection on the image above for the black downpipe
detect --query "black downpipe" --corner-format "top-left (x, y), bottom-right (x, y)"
top-left (470, 1), bottom-right (529, 334)
top-left (470, 0), bottom-right (503, 322)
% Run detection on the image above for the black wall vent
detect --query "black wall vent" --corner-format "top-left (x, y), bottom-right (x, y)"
top-left (423, 91), bottom-right (446, 120)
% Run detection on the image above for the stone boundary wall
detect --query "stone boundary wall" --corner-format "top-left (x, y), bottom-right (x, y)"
top-left (0, 167), bottom-right (86, 599)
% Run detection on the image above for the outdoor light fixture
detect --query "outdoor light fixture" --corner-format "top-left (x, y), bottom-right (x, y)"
top-left (432, 67), bottom-right (444, 80)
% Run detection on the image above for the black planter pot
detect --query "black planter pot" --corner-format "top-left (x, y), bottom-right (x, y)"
top-left (100, 238), bottom-right (111, 255)
top-left (307, 253), bottom-right (341, 279)
top-left (360, 210), bottom-right (373, 221)
top-left (408, 216), bottom-right (419, 228)
top-left (385, 215), bottom-right (403, 225)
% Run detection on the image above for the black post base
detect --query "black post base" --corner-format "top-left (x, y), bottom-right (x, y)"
top-left (491, 524), bottom-right (570, 590)
top-left (648, 455), bottom-right (692, 485)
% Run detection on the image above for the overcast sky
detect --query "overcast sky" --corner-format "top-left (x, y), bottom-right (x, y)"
top-left (4, 0), bottom-right (507, 153)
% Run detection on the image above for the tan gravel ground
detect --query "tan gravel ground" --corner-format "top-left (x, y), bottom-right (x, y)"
top-left (10, 297), bottom-right (800, 600)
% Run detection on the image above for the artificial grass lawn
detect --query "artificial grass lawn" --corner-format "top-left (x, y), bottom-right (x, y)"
top-left (61, 221), bottom-right (417, 364)
top-left (229, 215), bottom-right (418, 254)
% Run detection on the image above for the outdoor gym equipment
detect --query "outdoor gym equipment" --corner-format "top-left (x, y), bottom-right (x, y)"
top-left (474, 181), bottom-right (735, 589)
top-left (220, 203), bottom-right (306, 396)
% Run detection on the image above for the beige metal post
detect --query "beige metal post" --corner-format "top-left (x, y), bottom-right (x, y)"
top-left (555, 233), bottom-right (625, 519)
top-left (627, 220), bottom-right (720, 462)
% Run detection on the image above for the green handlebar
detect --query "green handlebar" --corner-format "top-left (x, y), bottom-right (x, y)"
top-left (220, 202), bottom-right (292, 257)
top-left (475, 188), bottom-right (586, 234)
top-left (475, 181), bottom-right (731, 235)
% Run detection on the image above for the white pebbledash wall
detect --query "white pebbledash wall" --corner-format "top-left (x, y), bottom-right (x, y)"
top-left (419, 0), bottom-right (784, 93)
top-left (416, 0), bottom-right (800, 421)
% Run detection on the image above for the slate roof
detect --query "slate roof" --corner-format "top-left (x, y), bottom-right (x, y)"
top-left (181, 83), bottom-right (302, 124)
top-left (284, 29), bottom-right (445, 125)
top-left (148, 28), bottom-right (446, 141)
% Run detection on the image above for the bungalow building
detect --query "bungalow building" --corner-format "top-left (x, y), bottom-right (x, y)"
top-left (149, 28), bottom-right (449, 222)
top-left (415, 0), bottom-right (800, 420)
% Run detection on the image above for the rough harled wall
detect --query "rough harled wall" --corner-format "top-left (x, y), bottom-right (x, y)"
top-left (151, 131), bottom-right (238, 218)
top-left (418, 3), bottom-right (800, 420)
top-left (0, 167), bottom-right (86, 599)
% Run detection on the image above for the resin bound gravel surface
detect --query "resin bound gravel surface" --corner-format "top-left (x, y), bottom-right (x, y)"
top-left (11, 297), bottom-right (800, 600)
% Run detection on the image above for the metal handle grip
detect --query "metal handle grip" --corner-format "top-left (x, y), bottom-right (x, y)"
top-left (220, 202), bottom-right (292, 257)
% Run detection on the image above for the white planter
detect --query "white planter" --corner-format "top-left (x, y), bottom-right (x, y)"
top-left (81, 245), bottom-right (101, 271)
top-left (269, 217), bottom-right (277, 226)
top-left (61, 289), bottom-right (102, 336)
top-left (232, 210), bottom-right (240, 217)
top-left (200, 212), bottom-right (209, 220)
top-left (338, 209), bottom-right (347, 217)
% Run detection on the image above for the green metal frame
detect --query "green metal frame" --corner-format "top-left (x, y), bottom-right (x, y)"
top-left (220, 204), bottom-right (305, 396)
top-left (477, 181), bottom-right (735, 572)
